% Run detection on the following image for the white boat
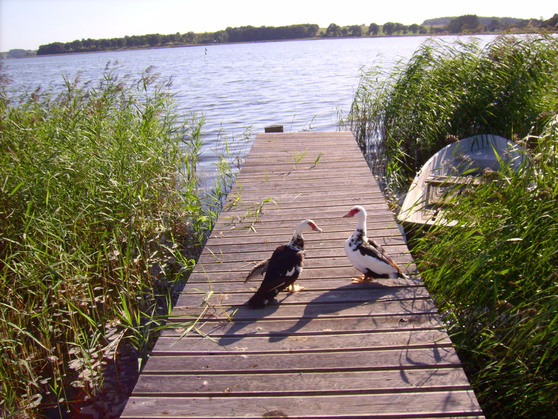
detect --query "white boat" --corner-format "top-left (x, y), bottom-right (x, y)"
top-left (397, 134), bottom-right (527, 227)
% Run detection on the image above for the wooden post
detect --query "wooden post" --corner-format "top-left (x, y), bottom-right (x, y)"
top-left (264, 124), bottom-right (283, 133)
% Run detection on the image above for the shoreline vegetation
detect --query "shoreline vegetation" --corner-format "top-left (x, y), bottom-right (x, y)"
top-left (349, 34), bottom-right (558, 417)
top-left (2, 13), bottom-right (557, 58)
top-left (0, 65), bottom-right (237, 416)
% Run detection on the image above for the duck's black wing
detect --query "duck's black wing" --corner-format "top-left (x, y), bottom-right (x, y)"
top-left (362, 237), bottom-right (405, 277)
top-left (247, 245), bottom-right (304, 308)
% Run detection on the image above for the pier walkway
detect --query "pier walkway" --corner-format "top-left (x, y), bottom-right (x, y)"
top-left (121, 132), bottom-right (483, 418)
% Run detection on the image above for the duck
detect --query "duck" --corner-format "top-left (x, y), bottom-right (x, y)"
top-left (343, 205), bottom-right (407, 282)
top-left (244, 219), bottom-right (322, 308)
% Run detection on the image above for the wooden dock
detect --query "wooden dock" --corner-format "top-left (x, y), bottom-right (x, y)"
top-left (121, 132), bottom-right (483, 418)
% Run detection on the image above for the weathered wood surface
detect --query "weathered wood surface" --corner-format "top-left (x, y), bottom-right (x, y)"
top-left (122, 132), bottom-right (483, 418)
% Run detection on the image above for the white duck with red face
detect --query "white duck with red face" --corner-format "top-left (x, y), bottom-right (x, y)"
top-left (343, 205), bottom-right (407, 282)
top-left (245, 219), bottom-right (322, 308)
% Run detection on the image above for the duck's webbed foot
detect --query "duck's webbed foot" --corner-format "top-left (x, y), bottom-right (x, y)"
top-left (351, 275), bottom-right (373, 283)
top-left (287, 283), bottom-right (304, 293)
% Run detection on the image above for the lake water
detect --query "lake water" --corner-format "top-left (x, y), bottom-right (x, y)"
top-left (2, 35), bottom-right (494, 188)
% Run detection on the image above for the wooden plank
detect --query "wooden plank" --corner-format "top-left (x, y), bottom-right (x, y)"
top-left (163, 314), bottom-right (443, 337)
top-left (185, 274), bottom-right (424, 287)
top-left (123, 392), bottom-right (483, 418)
top-left (148, 330), bottom-right (452, 355)
top-left (121, 132), bottom-right (483, 418)
top-left (174, 286), bottom-right (432, 308)
top-left (132, 369), bottom-right (472, 396)
top-left (180, 279), bottom-right (424, 295)
top-left (140, 346), bottom-right (461, 374)
top-left (167, 299), bottom-right (441, 322)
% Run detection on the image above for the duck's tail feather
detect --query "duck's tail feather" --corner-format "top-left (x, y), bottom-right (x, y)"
top-left (244, 259), bottom-right (269, 282)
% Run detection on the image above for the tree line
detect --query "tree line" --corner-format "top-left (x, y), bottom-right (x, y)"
top-left (36, 14), bottom-right (558, 56)
top-left (36, 24), bottom-right (320, 55)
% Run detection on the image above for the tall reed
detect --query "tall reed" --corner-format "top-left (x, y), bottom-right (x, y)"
top-left (0, 66), bottom-right (212, 416)
top-left (349, 35), bottom-right (558, 197)
top-left (412, 120), bottom-right (558, 417)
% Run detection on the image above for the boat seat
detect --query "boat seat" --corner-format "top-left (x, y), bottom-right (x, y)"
top-left (425, 175), bottom-right (481, 206)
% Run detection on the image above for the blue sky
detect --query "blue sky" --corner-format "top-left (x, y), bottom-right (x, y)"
top-left (1, 0), bottom-right (555, 51)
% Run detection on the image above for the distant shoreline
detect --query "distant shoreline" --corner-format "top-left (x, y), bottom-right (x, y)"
top-left (4, 12), bottom-right (556, 60)
top-left (0, 31), bottom-right (520, 60)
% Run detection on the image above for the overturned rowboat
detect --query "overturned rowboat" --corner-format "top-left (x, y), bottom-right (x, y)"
top-left (397, 134), bottom-right (527, 227)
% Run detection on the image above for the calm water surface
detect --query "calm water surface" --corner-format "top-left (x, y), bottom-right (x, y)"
top-left (2, 36), bottom-right (493, 186)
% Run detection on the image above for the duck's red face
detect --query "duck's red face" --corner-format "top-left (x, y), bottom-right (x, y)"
top-left (343, 207), bottom-right (361, 218)
top-left (307, 220), bottom-right (322, 232)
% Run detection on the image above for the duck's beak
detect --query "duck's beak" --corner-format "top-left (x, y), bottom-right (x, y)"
top-left (343, 208), bottom-right (358, 218)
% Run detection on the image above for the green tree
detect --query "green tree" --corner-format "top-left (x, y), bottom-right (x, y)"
top-left (347, 25), bottom-right (362, 37)
top-left (113, 37), bottom-right (126, 49)
top-left (382, 22), bottom-right (396, 35)
top-left (488, 18), bottom-right (501, 32)
top-left (37, 42), bottom-right (65, 55)
top-left (326, 23), bottom-right (341, 37)
top-left (213, 30), bottom-right (228, 43)
top-left (147, 33), bottom-right (162, 46)
top-left (447, 15), bottom-right (481, 34)
top-left (99, 38), bottom-right (112, 49)
top-left (68, 39), bottom-right (82, 52)
top-left (393, 23), bottom-right (405, 34)
top-left (182, 32), bottom-right (196, 44)
top-left (408, 24), bottom-right (419, 34)
top-left (368, 23), bottom-right (380, 35)
top-left (543, 14), bottom-right (558, 29)
top-left (161, 33), bottom-right (179, 45)
top-left (82, 38), bottom-right (97, 50)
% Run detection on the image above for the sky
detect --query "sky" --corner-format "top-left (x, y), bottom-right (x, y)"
top-left (0, 0), bottom-right (556, 51)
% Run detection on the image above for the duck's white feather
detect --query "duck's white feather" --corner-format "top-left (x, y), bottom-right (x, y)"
top-left (344, 206), bottom-right (407, 279)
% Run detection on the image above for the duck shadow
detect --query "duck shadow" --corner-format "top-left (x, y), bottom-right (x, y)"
top-left (217, 281), bottom-right (419, 346)
top-left (216, 299), bottom-right (281, 346)
top-left (268, 282), bottom-right (394, 343)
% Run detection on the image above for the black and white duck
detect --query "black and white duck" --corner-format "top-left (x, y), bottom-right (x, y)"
top-left (343, 205), bottom-right (407, 282)
top-left (245, 219), bottom-right (322, 308)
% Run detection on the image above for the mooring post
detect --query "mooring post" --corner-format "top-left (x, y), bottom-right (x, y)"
top-left (264, 124), bottom-right (283, 133)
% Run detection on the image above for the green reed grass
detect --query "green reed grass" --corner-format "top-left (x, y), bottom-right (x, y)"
top-left (412, 121), bottom-right (558, 417)
top-left (348, 34), bottom-right (558, 417)
top-left (349, 34), bottom-right (558, 197)
top-left (0, 66), bottom-right (217, 416)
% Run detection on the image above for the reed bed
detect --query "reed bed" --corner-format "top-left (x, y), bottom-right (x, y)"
top-left (413, 120), bottom-right (558, 417)
top-left (0, 66), bottom-right (218, 416)
top-left (349, 35), bottom-right (558, 417)
top-left (349, 34), bottom-right (558, 198)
